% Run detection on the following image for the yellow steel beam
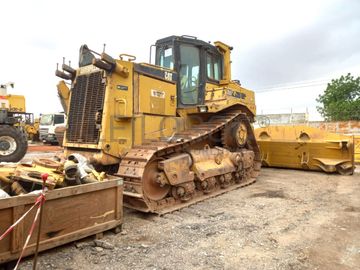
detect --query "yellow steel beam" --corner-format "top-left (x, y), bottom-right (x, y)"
top-left (255, 125), bottom-right (355, 175)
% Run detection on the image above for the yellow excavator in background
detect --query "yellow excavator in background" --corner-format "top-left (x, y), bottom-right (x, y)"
top-left (24, 117), bottom-right (40, 141)
top-left (54, 81), bottom-right (70, 146)
top-left (56, 35), bottom-right (261, 214)
top-left (0, 82), bottom-right (28, 162)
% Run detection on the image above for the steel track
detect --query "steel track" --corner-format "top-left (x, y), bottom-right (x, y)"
top-left (116, 109), bottom-right (261, 214)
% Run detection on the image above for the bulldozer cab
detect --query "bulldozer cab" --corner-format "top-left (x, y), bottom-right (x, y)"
top-left (155, 35), bottom-right (223, 108)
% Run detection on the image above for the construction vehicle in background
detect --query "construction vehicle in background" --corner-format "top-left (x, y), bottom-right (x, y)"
top-left (39, 112), bottom-right (66, 144)
top-left (55, 35), bottom-right (260, 214)
top-left (16, 114), bottom-right (40, 141)
top-left (0, 82), bottom-right (28, 162)
top-left (24, 117), bottom-right (40, 141)
top-left (54, 81), bottom-right (70, 146)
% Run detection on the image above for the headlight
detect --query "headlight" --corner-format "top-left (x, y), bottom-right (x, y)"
top-left (198, 106), bottom-right (208, 113)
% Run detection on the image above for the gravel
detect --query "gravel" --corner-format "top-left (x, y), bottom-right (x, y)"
top-left (17, 167), bottom-right (360, 270)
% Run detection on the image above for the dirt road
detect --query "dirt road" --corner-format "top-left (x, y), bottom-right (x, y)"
top-left (20, 167), bottom-right (359, 270)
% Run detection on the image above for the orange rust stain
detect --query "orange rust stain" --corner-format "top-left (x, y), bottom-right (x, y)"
top-left (28, 145), bottom-right (63, 152)
top-left (309, 121), bottom-right (360, 134)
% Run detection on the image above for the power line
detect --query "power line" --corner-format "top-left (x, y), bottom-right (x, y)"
top-left (256, 81), bottom-right (327, 93)
top-left (255, 78), bottom-right (330, 93)
top-left (260, 77), bottom-right (328, 89)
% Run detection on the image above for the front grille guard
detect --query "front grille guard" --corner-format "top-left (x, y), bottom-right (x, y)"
top-left (66, 70), bottom-right (106, 144)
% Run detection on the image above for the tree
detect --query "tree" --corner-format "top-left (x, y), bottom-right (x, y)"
top-left (317, 73), bottom-right (360, 121)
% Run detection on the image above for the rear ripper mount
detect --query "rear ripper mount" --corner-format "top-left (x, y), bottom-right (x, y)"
top-left (117, 109), bottom-right (261, 214)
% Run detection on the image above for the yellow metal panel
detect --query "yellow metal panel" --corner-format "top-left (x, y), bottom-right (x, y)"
top-left (107, 61), bottom-right (134, 118)
top-left (255, 126), bottom-right (355, 175)
top-left (57, 81), bottom-right (70, 113)
top-left (65, 61), bottom-right (135, 163)
top-left (204, 81), bottom-right (256, 115)
top-left (2, 95), bottom-right (26, 112)
top-left (205, 82), bottom-right (226, 102)
top-left (355, 135), bottom-right (360, 163)
top-left (133, 114), bottom-right (185, 145)
top-left (214, 41), bottom-right (232, 82)
top-left (99, 60), bottom-right (134, 159)
top-left (137, 75), bottom-right (176, 116)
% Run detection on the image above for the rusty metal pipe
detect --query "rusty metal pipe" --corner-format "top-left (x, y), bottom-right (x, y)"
top-left (55, 70), bottom-right (73, 80)
top-left (101, 52), bottom-right (116, 66)
top-left (92, 58), bottom-right (112, 71)
top-left (62, 64), bottom-right (76, 76)
top-left (100, 53), bottom-right (129, 78)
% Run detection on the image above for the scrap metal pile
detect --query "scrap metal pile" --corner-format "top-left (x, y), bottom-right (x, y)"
top-left (0, 154), bottom-right (107, 198)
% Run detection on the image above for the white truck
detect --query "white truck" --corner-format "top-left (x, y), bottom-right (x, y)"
top-left (39, 113), bottom-right (66, 144)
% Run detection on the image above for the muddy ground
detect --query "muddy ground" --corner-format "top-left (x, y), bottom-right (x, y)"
top-left (16, 166), bottom-right (360, 270)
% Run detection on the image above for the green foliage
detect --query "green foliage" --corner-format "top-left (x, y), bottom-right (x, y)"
top-left (317, 73), bottom-right (360, 121)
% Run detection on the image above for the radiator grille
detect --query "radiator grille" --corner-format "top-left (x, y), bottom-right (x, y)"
top-left (66, 71), bottom-right (106, 144)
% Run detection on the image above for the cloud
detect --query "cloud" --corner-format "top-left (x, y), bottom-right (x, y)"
top-left (234, 1), bottom-right (360, 89)
top-left (1, 0), bottom-right (358, 119)
top-left (29, 38), bottom-right (58, 51)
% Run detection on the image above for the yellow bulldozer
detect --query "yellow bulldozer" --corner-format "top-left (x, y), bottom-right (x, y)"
top-left (55, 35), bottom-right (260, 214)
top-left (0, 83), bottom-right (28, 162)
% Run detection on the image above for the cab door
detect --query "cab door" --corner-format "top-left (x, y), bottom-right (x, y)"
top-left (177, 44), bottom-right (204, 107)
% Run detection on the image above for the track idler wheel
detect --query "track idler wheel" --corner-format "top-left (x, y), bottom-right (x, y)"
top-left (143, 159), bottom-right (170, 201)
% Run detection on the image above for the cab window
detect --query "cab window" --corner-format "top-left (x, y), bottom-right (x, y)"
top-left (179, 45), bottom-right (200, 105)
top-left (54, 115), bottom-right (65, 125)
top-left (157, 46), bottom-right (174, 69)
top-left (40, 114), bottom-right (53, 125)
top-left (207, 53), bottom-right (222, 81)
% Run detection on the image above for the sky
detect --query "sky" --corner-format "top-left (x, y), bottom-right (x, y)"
top-left (1, 0), bottom-right (359, 121)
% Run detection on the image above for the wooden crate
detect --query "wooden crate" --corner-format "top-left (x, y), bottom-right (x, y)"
top-left (0, 177), bottom-right (123, 264)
